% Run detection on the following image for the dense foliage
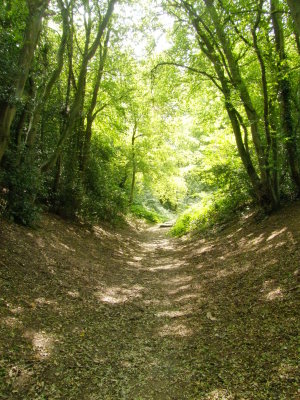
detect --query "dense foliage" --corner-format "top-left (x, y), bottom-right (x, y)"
top-left (0, 0), bottom-right (300, 232)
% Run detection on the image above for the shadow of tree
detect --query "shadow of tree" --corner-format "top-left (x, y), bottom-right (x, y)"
top-left (0, 204), bottom-right (299, 399)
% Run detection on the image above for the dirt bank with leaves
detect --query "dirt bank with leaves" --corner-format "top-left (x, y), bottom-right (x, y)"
top-left (0, 204), bottom-right (299, 399)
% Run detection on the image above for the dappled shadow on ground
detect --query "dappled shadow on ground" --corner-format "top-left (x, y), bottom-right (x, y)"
top-left (0, 205), bottom-right (299, 399)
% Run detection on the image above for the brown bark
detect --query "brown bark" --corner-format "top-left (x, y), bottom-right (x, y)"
top-left (203, 0), bottom-right (268, 180)
top-left (181, 0), bottom-right (279, 209)
top-left (252, 1), bottom-right (279, 204)
top-left (80, 30), bottom-right (110, 173)
top-left (0, 0), bottom-right (49, 163)
top-left (286, 0), bottom-right (300, 36)
top-left (42, 0), bottom-right (117, 172)
top-left (26, 0), bottom-right (69, 148)
top-left (53, 155), bottom-right (62, 194)
top-left (129, 121), bottom-right (138, 205)
top-left (271, 0), bottom-right (300, 192)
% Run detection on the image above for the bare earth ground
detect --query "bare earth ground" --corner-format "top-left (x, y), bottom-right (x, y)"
top-left (0, 204), bottom-right (299, 400)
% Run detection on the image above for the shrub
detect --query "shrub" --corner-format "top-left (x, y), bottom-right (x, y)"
top-left (1, 150), bottom-right (43, 226)
top-left (171, 189), bottom-right (249, 237)
top-left (130, 204), bottom-right (163, 223)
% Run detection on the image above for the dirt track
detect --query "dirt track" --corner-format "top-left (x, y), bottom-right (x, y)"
top-left (0, 206), bottom-right (299, 399)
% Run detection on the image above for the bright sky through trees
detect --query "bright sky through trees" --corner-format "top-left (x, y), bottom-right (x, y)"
top-left (115, 2), bottom-right (174, 59)
top-left (0, 0), bottom-right (300, 229)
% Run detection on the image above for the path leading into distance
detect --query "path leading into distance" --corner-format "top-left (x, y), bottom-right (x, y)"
top-left (1, 211), bottom-right (299, 399)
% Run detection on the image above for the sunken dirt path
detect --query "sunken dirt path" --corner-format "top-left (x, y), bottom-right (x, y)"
top-left (0, 207), bottom-right (299, 400)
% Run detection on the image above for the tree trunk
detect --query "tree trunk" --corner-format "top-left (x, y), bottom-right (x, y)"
top-left (204, 0), bottom-right (269, 181)
top-left (26, 0), bottom-right (68, 149)
top-left (271, 0), bottom-right (300, 192)
top-left (129, 121), bottom-right (138, 205)
top-left (80, 30), bottom-right (110, 173)
top-left (42, 0), bottom-right (117, 173)
top-left (181, 0), bottom-right (279, 210)
top-left (0, 0), bottom-right (48, 163)
top-left (53, 155), bottom-right (62, 194)
top-left (286, 0), bottom-right (300, 36)
top-left (252, 1), bottom-right (280, 205)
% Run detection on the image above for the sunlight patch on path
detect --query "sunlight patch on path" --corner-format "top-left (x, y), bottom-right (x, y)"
top-left (67, 290), bottom-right (80, 298)
top-left (155, 309), bottom-right (191, 318)
top-left (260, 280), bottom-right (285, 301)
top-left (142, 241), bottom-right (175, 252)
top-left (34, 297), bottom-right (58, 306)
top-left (175, 293), bottom-right (198, 303)
top-left (167, 284), bottom-right (192, 295)
top-left (148, 261), bottom-right (184, 272)
top-left (143, 298), bottom-right (172, 307)
top-left (205, 389), bottom-right (234, 400)
top-left (267, 227), bottom-right (287, 241)
top-left (1, 316), bottom-right (22, 328)
top-left (166, 275), bottom-right (194, 285)
top-left (265, 287), bottom-right (284, 300)
top-left (95, 284), bottom-right (144, 304)
top-left (24, 330), bottom-right (56, 359)
top-left (158, 322), bottom-right (193, 337)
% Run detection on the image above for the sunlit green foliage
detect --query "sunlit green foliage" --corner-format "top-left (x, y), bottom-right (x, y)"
top-left (0, 0), bottom-right (299, 230)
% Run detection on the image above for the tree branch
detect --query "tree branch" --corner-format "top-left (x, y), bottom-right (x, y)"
top-left (152, 61), bottom-right (222, 91)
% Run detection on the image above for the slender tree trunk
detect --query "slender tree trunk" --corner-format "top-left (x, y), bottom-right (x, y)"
top-left (26, 0), bottom-right (68, 149)
top-left (0, 0), bottom-right (48, 163)
top-left (187, 7), bottom-right (260, 188)
top-left (271, 0), bottom-right (300, 192)
top-left (129, 121), bottom-right (138, 205)
top-left (252, 1), bottom-right (280, 205)
top-left (202, 0), bottom-right (278, 208)
top-left (80, 30), bottom-right (110, 173)
top-left (286, 0), bottom-right (300, 36)
top-left (42, 0), bottom-right (117, 172)
top-left (53, 155), bottom-right (62, 194)
top-left (119, 163), bottom-right (129, 189)
top-left (204, 0), bottom-right (268, 178)
top-left (181, 0), bottom-right (279, 209)
top-left (220, 81), bottom-right (272, 207)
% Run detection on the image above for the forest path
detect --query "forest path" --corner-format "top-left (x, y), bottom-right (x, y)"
top-left (0, 206), bottom-right (299, 399)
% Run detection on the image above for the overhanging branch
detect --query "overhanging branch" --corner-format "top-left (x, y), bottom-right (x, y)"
top-left (152, 61), bottom-right (222, 91)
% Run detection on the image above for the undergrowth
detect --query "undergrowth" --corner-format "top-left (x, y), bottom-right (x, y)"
top-left (0, 149), bottom-right (43, 226)
top-left (130, 204), bottom-right (165, 223)
top-left (171, 191), bottom-right (249, 236)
